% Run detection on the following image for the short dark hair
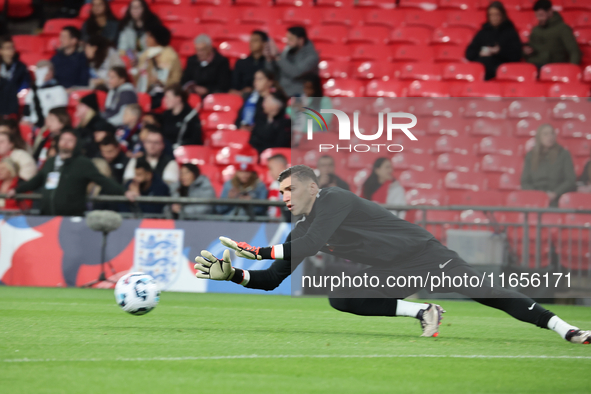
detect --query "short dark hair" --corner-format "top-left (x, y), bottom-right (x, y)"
top-left (109, 66), bottom-right (129, 82)
top-left (318, 155), bottom-right (334, 164)
top-left (181, 163), bottom-right (201, 178)
top-left (533, 0), bottom-right (552, 11)
top-left (146, 22), bottom-right (171, 47)
top-left (252, 30), bottom-right (269, 42)
top-left (142, 123), bottom-right (162, 134)
top-left (164, 83), bottom-right (188, 103)
top-left (62, 26), bottom-right (81, 41)
top-left (268, 154), bottom-right (288, 166)
top-left (58, 128), bottom-right (78, 142)
top-left (135, 157), bottom-right (153, 173)
top-left (278, 165), bottom-right (318, 184)
top-left (287, 26), bottom-right (308, 44)
top-left (0, 35), bottom-right (13, 48)
top-left (99, 134), bottom-right (120, 148)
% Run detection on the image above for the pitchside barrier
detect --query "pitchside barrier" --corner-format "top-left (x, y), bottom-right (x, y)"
top-left (0, 194), bottom-right (590, 299)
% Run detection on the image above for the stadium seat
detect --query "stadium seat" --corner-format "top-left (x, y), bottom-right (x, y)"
top-left (560, 213), bottom-right (591, 270)
top-left (136, 93), bottom-right (151, 113)
top-left (0, 0), bottom-right (33, 18)
top-left (202, 112), bottom-right (239, 131)
top-left (173, 145), bottom-right (216, 165)
top-left (559, 192), bottom-right (591, 209)
top-left (218, 41), bottom-right (250, 66)
top-left (436, 153), bottom-right (478, 172)
top-left (407, 80), bottom-right (451, 97)
top-left (363, 9), bottom-right (407, 28)
top-left (560, 120), bottom-right (591, 139)
top-left (398, 0), bottom-right (438, 11)
top-left (433, 135), bottom-right (477, 155)
top-left (355, 0), bottom-right (396, 9)
top-left (391, 152), bottom-right (434, 171)
top-left (197, 163), bottom-right (223, 184)
top-left (274, 0), bottom-right (312, 6)
top-left (562, 139), bottom-right (591, 157)
top-left (447, 190), bottom-right (506, 206)
top-left (462, 99), bottom-right (508, 119)
top-left (496, 171), bottom-right (521, 190)
top-left (507, 98), bottom-right (549, 119)
top-left (281, 7), bottom-right (321, 26)
top-left (502, 82), bottom-right (547, 97)
top-left (347, 26), bottom-right (390, 45)
top-left (584, 65), bottom-right (591, 82)
top-left (365, 80), bottom-right (407, 97)
top-left (514, 118), bottom-right (547, 138)
top-left (403, 10), bottom-right (447, 29)
top-left (352, 61), bottom-right (394, 80)
top-left (320, 8), bottom-right (360, 26)
top-left (495, 63), bottom-right (538, 82)
top-left (547, 83), bottom-right (590, 98)
top-left (551, 100), bottom-right (589, 121)
top-left (318, 60), bottom-right (352, 79)
top-left (209, 130), bottom-right (251, 148)
top-left (431, 27), bottom-right (475, 46)
top-left (481, 154), bottom-right (523, 174)
top-left (315, 44), bottom-right (351, 61)
top-left (388, 26), bottom-right (433, 46)
top-left (392, 45), bottom-right (435, 62)
top-left (215, 146), bottom-right (258, 166)
top-left (574, 27), bottom-right (591, 46)
top-left (323, 78), bottom-right (366, 97)
top-left (563, 0), bottom-right (591, 11)
top-left (445, 11), bottom-right (486, 29)
top-left (259, 148), bottom-right (292, 165)
top-left (471, 119), bottom-right (513, 138)
top-left (562, 11), bottom-right (591, 28)
top-left (410, 98), bottom-right (459, 118)
top-left (202, 94), bottom-right (243, 113)
top-left (478, 135), bottom-right (519, 156)
top-left (433, 45), bottom-right (467, 62)
top-left (506, 190), bottom-right (550, 207)
top-left (398, 170), bottom-right (443, 189)
top-left (405, 188), bottom-right (446, 205)
top-left (11, 35), bottom-right (47, 53)
top-left (151, 4), bottom-right (200, 22)
top-left (42, 18), bottom-right (83, 36)
top-left (239, 7), bottom-right (281, 25)
top-left (346, 152), bottom-right (381, 169)
top-left (398, 62), bottom-right (443, 81)
top-left (444, 171), bottom-right (485, 191)
top-left (443, 62), bottom-right (486, 82)
top-left (427, 117), bottom-right (468, 137)
top-left (452, 81), bottom-right (502, 97)
top-left (350, 45), bottom-right (393, 62)
top-left (210, 25), bottom-right (256, 44)
top-left (307, 26), bottom-right (348, 44)
top-left (539, 63), bottom-right (582, 83)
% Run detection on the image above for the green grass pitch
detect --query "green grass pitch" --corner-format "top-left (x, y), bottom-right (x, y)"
top-left (2, 286), bottom-right (590, 394)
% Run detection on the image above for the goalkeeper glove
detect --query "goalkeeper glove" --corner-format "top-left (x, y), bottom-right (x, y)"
top-left (194, 249), bottom-right (235, 280)
top-left (219, 236), bottom-right (265, 260)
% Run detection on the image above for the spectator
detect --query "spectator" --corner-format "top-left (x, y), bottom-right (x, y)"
top-left (123, 128), bottom-right (178, 187)
top-left (10, 130), bottom-right (129, 216)
top-left (235, 69), bottom-right (277, 131)
top-left (521, 124), bottom-right (576, 206)
top-left (117, 0), bottom-right (161, 59)
top-left (181, 34), bottom-right (231, 97)
top-left (362, 157), bottom-right (406, 218)
top-left (0, 118), bottom-right (29, 152)
top-left (32, 107), bottom-right (71, 165)
top-left (264, 26), bottom-right (319, 97)
top-left (0, 158), bottom-right (21, 210)
top-left (317, 155), bottom-right (349, 191)
top-left (266, 153), bottom-right (289, 219)
top-left (115, 103), bottom-right (142, 151)
top-left (81, 0), bottom-right (120, 44)
top-left (0, 36), bottom-right (30, 117)
top-left (249, 91), bottom-right (291, 154)
top-left (51, 26), bottom-right (90, 89)
top-left (136, 23), bottom-right (182, 109)
top-left (85, 35), bottom-right (125, 89)
top-left (169, 163), bottom-right (216, 218)
top-left (99, 134), bottom-right (129, 184)
top-left (125, 156), bottom-right (170, 214)
top-left (0, 127), bottom-right (36, 181)
top-left (577, 148), bottom-right (591, 192)
top-left (465, 1), bottom-right (523, 80)
top-left (216, 163), bottom-right (268, 217)
top-left (230, 30), bottom-right (268, 95)
top-left (23, 61), bottom-right (68, 128)
top-left (103, 66), bottom-right (137, 127)
top-left (161, 83), bottom-right (202, 147)
top-left (288, 73), bottom-right (333, 132)
top-left (75, 92), bottom-right (116, 157)
top-left (524, 0), bottom-right (581, 68)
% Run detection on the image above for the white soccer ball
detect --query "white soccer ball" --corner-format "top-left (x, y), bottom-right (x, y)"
top-left (115, 272), bottom-right (160, 315)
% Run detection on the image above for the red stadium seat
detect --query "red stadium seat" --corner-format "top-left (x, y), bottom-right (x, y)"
top-left (584, 65), bottom-right (591, 82)
top-left (436, 153), bottom-right (478, 172)
top-left (445, 11), bottom-right (486, 29)
top-left (563, 0), bottom-right (591, 11)
top-left (42, 18), bottom-right (83, 36)
top-left (507, 98), bottom-right (549, 119)
top-left (151, 4), bottom-right (200, 22)
top-left (551, 100), bottom-right (589, 121)
top-left (452, 81), bottom-right (503, 97)
top-left (198, 163), bottom-right (223, 184)
top-left (392, 45), bottom-right (435, 62)
top-left (239, 7), bottom-right (281, 25)
top-left (560, 120), bottom-right (591, 139)
top-left (410, 98), bottom-right (459, 117)
top-left (210, 130), bottom-right (251, 148)
top-left (215, 146), bottom-right (258, 166)
top-left (539, 63), bottom-right (582, 83)
top-left (218, 41), bottom-right (250, 66)
top-left (346, 152), bottom-right (380, 169)
top-left (496, 171), bottom-right (521, 190)
top-left (398, 0), bottom-right (438, 11)
top-left (514, 118), bottom-right (547, 138)
top-left (320, 8), bottom-right (360, 26)
top-left (471, 119), bottom-right (513, 138)
top-left (405, 188), bottom-right (446, 205)
top-left (404, 10), bottom-right (447, 29)
top-left (433, 45), bottom-right (467, 62)
top-left (407, 80), bottom-right (451, 97)
top-left (433, 135), bottom-right (477, 155)
top-left (350, 45), bottom-right (394, 62)
top-left (137, 93), bottom-right (151, 113)
top-left (365, 80), bottom-right (407, 97)
top-left (210, 25), bottom-right (256, 44)
top-left (495, 63), bottom-right (538, 82)
top-left (318, 60), bottom-right (352, 79)
top-left (398, 170), bottom-right (443, 189)
top-left (323, 78), bottom-right (366, 97)
top-left (560, 213), bottom-right (591, 270)
top-left (506, 190), bottom-right (550, 207)
top-left (426, 117), bottom-right (468, 137)
top-left (202, 94), bottom-right (243, 113)
top-left (481, 154), bottom-right (523, 174)
top-left (347, 26), bottom-right (390, 45)
top-left (463, 99), bottom-right (508, 119)
top-left (275, 0), bottom-right (312, 6)
top-left (202, 112), bottom-right (238, 131)
top-left (388, 26), bottom-right (433, 46)
top-left (355, 0), bottom-right (396, 9)
top-left (315, 44), bottom-right (351, 61)
top-left (174, 145), bottom-right (216, 165)
top-left (562, 139), bottom-right (591, 157)
top-left (398, 62), bottom-right (443, 81)
top-left (352, 61), bottom-right (394, 80)
top-left (281, 7), bottom-right (321, 26)
top-left (431, 27), bottom-right (475, 46)
top-left (574, 27), bottom-right (591, 46)
top-left (562, 11), bottom-right (591, 28)
top-left (502, 82), bottom-right (547, 97)
top-left (363, 9), bottom-right (407, 28)
top-left (391, 152), bottom-right (434, 171)
top-left (438, 0), bottom-right (476, 9)
top-left (547, 83), bottom-right (590, 98)
top-left (448, 190), bottom-right (506, 206)
top-left (0, 0), bottom-right (34, 18)
top-left (308, 26), bottom-right (348, 44)
top-left (444, 171), bottom-right (486, 191)
top-left (11, 35), bottom-right (47, 53)
top-left (559, 192), bottom-right (591, 209)
top-left (442, 62), bottom-right (485, 82)
top-left (478, 136), bottom-right (520, 156)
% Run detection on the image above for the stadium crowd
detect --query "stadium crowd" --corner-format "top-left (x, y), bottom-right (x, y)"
top-left (0, 0), bottom-right (590, 218)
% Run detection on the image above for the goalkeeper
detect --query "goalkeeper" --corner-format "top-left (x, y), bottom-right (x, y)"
top-left (194, 165), bottom-right (590, 344)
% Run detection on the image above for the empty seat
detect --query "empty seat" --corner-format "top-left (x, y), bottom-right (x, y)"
top-left (574, 27), bottom-right (591, 46)
top-left (427, 117), bottom-right (468, 137)
top-left (199, 6), bottom-right (241, 25)
top-left (404, 10), bottom-right (446, 29)
top-left (323, 78), bottom-right (366, 97)
top-left (346, 152), bottom-right (382, 169)
top-left (174, 145), bottom-right (215, 165)
top-left (462, 98), bottom-right (508, 119)
top-left (410, 98), bottom-right (459, 117)
top-left (393, 45), bottom-right (435, 62)
top-left (202, 93), bottom-right (243, 113)
top-left (318, 60), bottom-right (351, 79)
top-left (391, 152), bottom-right (434, 171)
top-left (478, 136), bottom-right (520, 156)
top-left (506, 190), bottom-right (550, 207)
top-left (398, 170), bottom-right (443, 189)
top-left (363, 9), bottom-right (407, 28)
top-left (560, 120), bottom-right (591, 139)
top-left (398, 0), bottom-right (438, 9)
top-left (202, 112), bottom-right (238, 131)
top-left (562, 11), bottom-right (591, 28)
top-left (444, 171), bottom-right (485, 191)
top-left (436, 153), bottom-right (478, 172)
top-left (405, 188), bottom-right (446, 205)
top-left (433, 45), bottom-right (466, 62)
top-left (452, 81), bottom-right (502, 97)
top-left (442, 62), bottom-right (485, 82)
top-left (431, 27), bottom-right (475, 46)
top-left (350, 45), bottom-right (393, 62)
top-left (11, 35), bottom-right (47, 53)
top-left (433, 135), bottom-right (477, 155)
top-left (481, 154), bottom-right (523, 174)
top-left (388, 26), bottom-right (433, 46)
top-left (355, 0), bottom-right (396, 9)
top-left (218, 41), bottom-right (250, 66)
top-left (215, 146), bottom-right (258, 166)
top-left (502, 82), bottom-right (547, 97)
top-left (347, 26), bottom-right (390, 45)
top-left (407, 80), bottom-right (451, 97)
top-left (320, 8), bottom-right (360, 26)
top-left (514, 118), bottom-right (547, 138)
top-left (559, 213), bottom-right (591, 270)
top-left (448, 190), bottom-right (506, 206)
top-left (562, 139), bottom-right (591, 157)
top-left (551, 100), bottom-right (589, 121)
top-left (496, 171), bottom-right (521, 190)
top-left (307, 26), bottom-right (348, 44)
top-left (315, 44), bottom-right (351, 61)
top-left (210, 25), bottom-right (255, 44)
top-left (507, 98), bottom-right (550, 119)
top-left (471, 119), bottom-right (513, 138)
top-left (239, 7), bottom-right (281, 25)
top-left (365, 80), bottom-right (407, 97)
top-left (352, 61), bottom-right (394, 80)
top-left (445, 10), bottom-right (485, 29)
top-left (547, 83), bottom-right (590, 98)
top-left (210, 130), bottom-right (251, 148)
top-left (495, 63), bottom-right (538, 82)
top-left (42, 19), bottom-right (83, 36)
top-left (397, 62), bottom-right (441, 81)
top-left (151, 4), bottom-right (200, 22)
top-left (563, 0), bottom-right (591, 11)
top-left (559, 192), bottom-right (591, 209)
top-left (539, 63), bottom-right (582, 83)
top-left (281, 7), bottom-right (321, 26)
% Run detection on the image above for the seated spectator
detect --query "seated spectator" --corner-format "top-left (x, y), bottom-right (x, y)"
top-left (249, 91), bottom-right (291, 154)
top-left (235, 69), bottom-right (276, 131)
top-left (51, 26), bottom-right (90, 89)
top-left (181, 34), bottom-right (231, 97)
top-left (0, 36), bottom-right (30, 117)
top-left (317, 155), bottom-right (349, 191)
top-left (524, 0), bottom-right (580, 68)
top-left (0, 158), bottom-right (21, 210)
top-left (136, 23), bottom-right (182, 109)
top-left (288, 73), bottom-right (333, 132)
top-left (362, 157), bottom-right (406, 219)
top-left (117, 0), bottom-right (161, 60)
top-left (230, 30), bottom-right (268, 96)
top-left (81, 0), bottom-right (120, 44)
top-left (264, 26), bottom-right (319, 97)
top-left (169, 163), bottom-right (216, 218)
top-left (10, 130), bottom-right (129, 216)
top-left (99, 135), bottom-right (129, 184)
top-left (125, 156), bottom-right (170, 214)
top-left (465, 1), bottom-right (523, 80)
top-left (215, 163), bottom-right (268, 217)
top-left (577, 153), bottom-right (591, 193)
top-left (266, 153), bottom-right (289, 219)
top-left (85, 35), bottom-right (125, 89)
top-left (75, 92), bottom-right (116, 157)
top-left (521, 124), bottom-right (576, 206)
top-left (32, 107), bottom-right (71, 165)
top-left (103, 66), bottom-right (137, 127)
top-left (161, 83), bottom-right (202, 147)
top-left (0, 125), bottom-right (36, 181)
top-left (0, 118), bottom-right (29, 152)
top-left (23, 61), bottom-right (68, 128)
top-left (123, 127), bottom-right (178, 187)
top-left (115, 103), bottom-right (142, 151)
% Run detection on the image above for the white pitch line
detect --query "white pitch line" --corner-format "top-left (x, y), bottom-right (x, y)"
top-left (3, 354), bottom-right (591, 363)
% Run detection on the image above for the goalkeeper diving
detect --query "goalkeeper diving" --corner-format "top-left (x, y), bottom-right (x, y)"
top-left (194, 165), bottom-right (590, 344)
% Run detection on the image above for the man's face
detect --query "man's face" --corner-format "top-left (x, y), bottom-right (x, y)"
top-left (249, 33), bottom-right (264, 53)
top-left (317, 157), bottom-right (334, 176)
top-left (58, 133), bottom-right (77, 155)
top-left (100, 144), bottom-right (120, 163)
top-left (195, 42), bottom-right (212, 62)
top-left (0, 134), bottom-right (13, 156)
top-left (286, 32), bottom-right (299, 49)
top-left (280, 176), bottom-right (315, 216)
top-left (163, 90), bottom-right (180, 110)
top-left (144, 132), bottom-right (164, 157)
top-left (107, 70), bottom-right (124, 90)
top-left (92, 0), bottom-right (105, 16)
top-left (0, 42), bottom-right (15, 62)
top-left (59, 30), bottom-right (76, 50)
top-left (122, 108), bottom-right (138, 126)
top-left (133, 167), bottom-right (152, 185)
top-left (535, 9), bottom-right (552, 26)
top-left (268, 158), bottom-right (287, 181)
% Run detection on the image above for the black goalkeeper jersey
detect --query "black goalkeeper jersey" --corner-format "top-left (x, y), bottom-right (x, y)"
top-left (244, 187), bottom-right (435, 291)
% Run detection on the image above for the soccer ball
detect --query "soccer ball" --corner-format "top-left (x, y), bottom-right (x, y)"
top-left (115, 272), bottom-right (160, 315)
